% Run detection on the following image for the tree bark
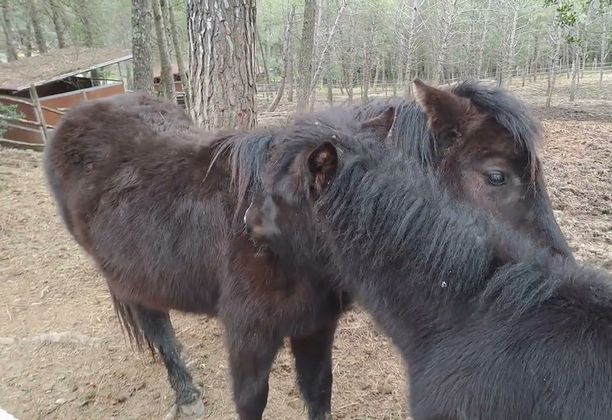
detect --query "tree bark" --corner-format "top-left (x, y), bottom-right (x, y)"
top-left (49, 0), bottom-right (67, 48)
top-left (132, 0), bottom-right (154, 93)
top-left (296, 0), bottom-right (317, 111)
top-left (1, 0), bottom-right (18, 61)
top-left (164, 0), bottom-right (190, 106)
top-left (187, 0), bottom-right (257, 130)
top-left (26, 0), bottom-right (47, 53)
top-left (153, 0), bottom-right (176, 101)
top-left (267, 4), bottom-right (295, 112)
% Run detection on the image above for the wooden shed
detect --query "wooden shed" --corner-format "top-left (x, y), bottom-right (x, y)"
top-left (0, 46), bottom-right (132, 148)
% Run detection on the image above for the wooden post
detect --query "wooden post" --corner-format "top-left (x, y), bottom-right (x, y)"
top-left (29, 84), bottom-right (49, 144)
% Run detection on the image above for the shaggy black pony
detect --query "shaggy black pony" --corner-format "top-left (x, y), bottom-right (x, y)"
top-left (246, 129), bottom-right (612, 420)
top-left (43, 93), bottom-right (393, 420)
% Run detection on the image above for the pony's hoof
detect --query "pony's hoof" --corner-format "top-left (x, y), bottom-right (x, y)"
top-left (164, 398), bottom-right (207, 419)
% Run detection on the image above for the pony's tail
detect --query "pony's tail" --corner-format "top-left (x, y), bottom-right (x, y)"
top-left (111, 295), bottom-right (155, 356)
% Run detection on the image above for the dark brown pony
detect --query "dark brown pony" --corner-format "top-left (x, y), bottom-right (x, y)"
top-left (43, 93), bottom-right (394, 420)
top-left (247, 128), bottom-right (611, 420)
top-left (353, 79), bottom-right (571, 257)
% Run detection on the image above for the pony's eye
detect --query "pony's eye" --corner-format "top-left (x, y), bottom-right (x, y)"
top-left (487, 170), bottom-right (506, 186)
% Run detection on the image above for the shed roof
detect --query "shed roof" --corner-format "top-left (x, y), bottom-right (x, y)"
top-left (0, 46), bottom-right (132, 93)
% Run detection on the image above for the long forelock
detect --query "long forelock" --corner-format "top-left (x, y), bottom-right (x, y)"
top-left (451, 80), bottom-right (542, 181)
top-left (210, 129), bottom-right (278, 220)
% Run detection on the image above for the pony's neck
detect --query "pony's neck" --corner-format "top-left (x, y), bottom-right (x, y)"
top-left (315, 156), bottom-right (514, 352)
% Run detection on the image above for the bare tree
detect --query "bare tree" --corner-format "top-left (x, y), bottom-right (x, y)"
top-left (163, 0), bottom-right (190, 106)
top-left (153, 0), bottom-right (176, 101)
top-left (187, 0), bottom-right (257, 130)
top-left (475, 0), bottom-right (492, 78)
top-left (25, 0), bottom-right (47, 53)
top-left (403, 0), bottom-right (419, 94)
top-left (309, 0), bottom-right (347, 107)
top-left (569, 39), bottom-right (579, 101)
top-left (499, 3), bottom-right (519, 87)
top-left (546, 9), bottom-right (562, 108)
top-left (433, 0), bottom-right (459, 83)
top-left (1, 0), bottom-right (18, 61)
top-left (287, 51), bottom-right (294, 102)
top-left (296, 0), bottom-right (317, 111)
top-left (268, 4), bottom-right (295, 112)
top-left (257, 28), bottom-right (272, 102)
top-left (49, 0), bottom-right (67, 48)
top-left (599, 4), bottom-right (609, 86)
top-left (132, 0), bottom-right (154, 93)
top-left (75, 0), bottom-right (96, 47)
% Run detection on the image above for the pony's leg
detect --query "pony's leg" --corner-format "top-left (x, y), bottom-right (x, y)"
top-left (290, 319), bottom-right (339, 420)
top-left (133, 307), bottom-right (205, 418)
top-left (226, 330), bottom-right (282, 420)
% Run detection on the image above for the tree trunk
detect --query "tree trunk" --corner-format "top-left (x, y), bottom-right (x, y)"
top-left (257, 29), bottom-right (271, 102)
top-left (476, 0), bottom-right (492, 78)
top-left (21, 23), bottom-right (33, 57)
top-left (373, 59), bottom-right (380, 92)
top-left (394, 0), bottom-right (406, 96)
top-left (49, 0), bottom-right (67, 48)
top-left (1, 0), bottom-right (18, 61)
top-left (531, 33), bottom-right (540, 81)
top-left (361, 40), bottom-right (370, 102)
top-left (433, 0), bottom-right (457, 83)
top-left (403, 0), bottom-right (418, 95)
top-left (267, 4), bottom-right (295, 112)
top-left (311, 0), bottom-right (322, 78)
top-left (187, 0), bottom-right (257, 130)
top-left (287, 50), bottom-right (294, 102)
top-left (499, 7), bottom-right (518, 87)
top-left (164, 0), bottom-right (190, 107)
top-left (26, 0), bottom-right (47, 53)
top-left (76, 0), bottom-right (96, 47)
top-left (308, 0), bottom-right (347, 108)
top-left (296, 0), bottom-right (317, 111)
top-left (153, 0), bottom-right (176, 101)
top-left (546, 22), bottom-right (562, 108)
top-left (132, 0), bottom-right (154, 93)
top-left (326, 64), bottom-right (333, 105)
top-left (600, 7), bottom-right (609, 87)
top-left (569, 45), bottom-right (579, 102)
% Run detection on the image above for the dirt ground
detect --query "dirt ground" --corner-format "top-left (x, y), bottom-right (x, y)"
top-left (1, 74), bottom-right (611, 420)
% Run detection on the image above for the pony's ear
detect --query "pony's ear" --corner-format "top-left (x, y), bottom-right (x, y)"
top-left (360, 106), bottom-right (395, 141)
top-left (413, 78), bottom-right (466, 143)
top-left (307, 141), bottom-right (338, 196)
